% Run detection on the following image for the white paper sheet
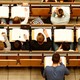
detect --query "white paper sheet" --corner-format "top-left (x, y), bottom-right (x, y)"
top-left (9, 29), bottom-right (29, 42)
top-left (11, 6), bottom-right (29, 18)
top-left (0, 6), bottom-right (9, 18)
top-left (44, 56), bottom-right (66, 67)
top-left (54, 29), bottom-right (74, 42)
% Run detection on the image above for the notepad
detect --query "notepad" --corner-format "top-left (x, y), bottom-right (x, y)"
top-left (0, 6), bottom-right (9, 18)
top-left (0, 29), bottom-right (7, 42)
top-left (54, 29), bottom-right (74, 42)
top-left (32, 29), bottom-right (51, 41)
top-left (9, 29), bottom-right (29, 42)
top-left (44, 56), bottom-right (66, 67)
top-left (11, 6), bottom-right (29, 18)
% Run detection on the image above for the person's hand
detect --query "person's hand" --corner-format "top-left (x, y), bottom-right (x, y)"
top-left (22, 2), bottom-right (28, 6)
top-left (43, 28), bottom-right (49, 38)
top-left (1, 32), bottom-right (6, 37)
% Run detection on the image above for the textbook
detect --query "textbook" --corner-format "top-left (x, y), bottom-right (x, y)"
top-left (32, 28), bottom-right (51, 41)
top-left (44, 56), bottom-right (66, 67)
top-left (0, 29), bottom-right (7, 42)
top-left (54, 29), bottom-right (74, 42)
top-left (9, 29), bottom-right (29, 42)
top-left (0, 6), bottom-right (9, 18)
top-left (11, 6), bottom-right (29, 18)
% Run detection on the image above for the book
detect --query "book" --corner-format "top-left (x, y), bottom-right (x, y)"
top-left (54, 29), bottom-right (74, 42)
top-left (9, 29), bottom-right (29, 42)
top-left (11, 6), bottom-right (29, 18)
top-left (44, 56), bottom-right (66, 67)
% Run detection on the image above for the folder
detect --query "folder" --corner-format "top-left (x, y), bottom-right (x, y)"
top-left (54, 29), bottom-right (74, 42)
top-left (9, 29), bottom-right (29, 42)
top-left (11, 6), bottom-right (29, 18)
top-left (32, 29), bottom-right (51, 41)
top-left (44, 56), bottom-right (66, 67)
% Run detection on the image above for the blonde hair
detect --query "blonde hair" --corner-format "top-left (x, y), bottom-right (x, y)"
top-left (0, 41), bottom-right (4, 50)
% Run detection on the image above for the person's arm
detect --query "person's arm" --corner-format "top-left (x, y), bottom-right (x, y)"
top-left (43, 29), bottom-right (49, 38)
top-left (2, 32), bottom-right (11, 50)
top-left (21, 3), bottom-right (29, 24)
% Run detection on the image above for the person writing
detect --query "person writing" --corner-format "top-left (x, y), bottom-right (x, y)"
top-left (43, 53), bottom-right (70, 80)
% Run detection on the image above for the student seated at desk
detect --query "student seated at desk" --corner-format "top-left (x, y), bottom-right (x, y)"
top-left (9, 3), bottom-right (29, 24)
top-left (56, 42), bottom-right (73, 51)
top-left (0, 32), bottom-right (11, 50)
top-left (43, 53), bottom-right (70, 80)
top-left (51, 7), bottom-right (70, 24)
top-left (11, 34), bottom-right (29, 50)
top-left (30, 29), bottom-right (52, 50)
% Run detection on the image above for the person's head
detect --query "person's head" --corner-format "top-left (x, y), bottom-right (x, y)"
top-left (0, 41), bottom-right (4, 50)
top-left (13, 16), bottom-right (21, 24)
top-left (52, 53), bottom-right (60, 63)
top-left (62, 42), bottom-right (70, 51)
top-left (37, 33), bottom-right (45, 45)
top-left (57, 8), bottom-right (64, 18)
top-left (13, 40), bottom-right (22, 50)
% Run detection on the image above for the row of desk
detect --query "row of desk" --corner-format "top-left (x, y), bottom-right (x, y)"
top-left (0, 50), bottom-right (80, 67)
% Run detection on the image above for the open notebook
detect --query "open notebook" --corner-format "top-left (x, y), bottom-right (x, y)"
top-left (44, 56), bottom-right (66, 67)
top-left (0, 29), bottom-right (7, 42)
top-left (9, 29), bottom-right (29, 42)
top-left (0, 6), bottom-right (9, 18)
top-left (32, 29), bottom-right (51, 41)
top-left (54, 29), bottom-right (74, 42)
top-left (11, 6), bottom-right (29, 18)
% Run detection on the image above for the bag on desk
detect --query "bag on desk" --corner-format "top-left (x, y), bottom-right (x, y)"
top-left (30, 17), bottom-right (44, 24)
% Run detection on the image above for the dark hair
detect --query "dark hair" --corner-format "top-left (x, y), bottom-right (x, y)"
top-left (58, 9), bottom-right (64, 17)
top-left (13, 16), bottom-right (21, 24)
top-left (37, 33), bottom-right (45, 44)
top-left (62, 42), bottom-right (70, 51)
top-left (52, 53), bottom-right (60, 63)
top-left (13, 40), bottom-right (22, 50)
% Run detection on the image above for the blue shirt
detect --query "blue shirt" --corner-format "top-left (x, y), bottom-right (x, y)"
top-left (43, 63), bottom-right (69, 80)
